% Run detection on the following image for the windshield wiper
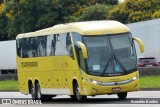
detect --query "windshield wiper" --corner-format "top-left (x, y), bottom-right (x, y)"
top-left (109, 37), bottom-right (127, 73)
top-left (114, 55), bottom-right (127, 73)
top-left (101, 57), bottom-right (111, 76)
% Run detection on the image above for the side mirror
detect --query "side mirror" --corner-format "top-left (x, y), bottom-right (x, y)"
top-left (76, 41), bottom-right (88, 59)
top-left (133, 37), bottom-right (144, 53)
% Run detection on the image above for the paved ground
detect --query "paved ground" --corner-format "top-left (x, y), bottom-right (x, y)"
top-left (0, 91), bottom-right (159, 107)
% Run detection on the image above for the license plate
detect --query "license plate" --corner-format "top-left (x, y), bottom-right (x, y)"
top-left (112, 87), bottom-right (121, 91)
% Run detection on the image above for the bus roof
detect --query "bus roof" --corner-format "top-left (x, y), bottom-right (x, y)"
top-left (16, 20), bottom-right (130, 39)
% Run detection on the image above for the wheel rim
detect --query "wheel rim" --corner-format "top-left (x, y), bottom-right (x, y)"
top-left (31, 87), bottom-right (35, 99)
top-left (37, 87), bottom-right (41, 99)
top-left (76, 86), bottom-right (81, 101)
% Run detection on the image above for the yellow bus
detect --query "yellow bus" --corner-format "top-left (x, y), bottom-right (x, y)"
top-left (16, 20), bottom-right (144, 102)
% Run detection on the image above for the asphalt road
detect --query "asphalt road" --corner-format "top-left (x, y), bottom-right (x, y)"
top-left (0, 91), bottom-right (159, 107)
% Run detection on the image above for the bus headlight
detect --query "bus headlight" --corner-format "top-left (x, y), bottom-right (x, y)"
top-left (132, 75), bottom-right (139, 81)
top-left (86, 78), bottom-right (98, 85)
top-left (92, 81), bottom-right (98, 84)
top-left (132, 76), bottom-right (137, 80)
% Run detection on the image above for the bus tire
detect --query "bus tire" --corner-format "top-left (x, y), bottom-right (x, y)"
top-left (30, 84), bottom-right (36, 100)
top-left (35, 83), bottom-right (53, 101)
top-left (35, 83), bottom-right (41, 100)
top-left (74, 83), bottom-right (87, 102)
top-left (117, 92), bottom-right (127, 100)
top-left (70, 95), bottom-right (76, 101)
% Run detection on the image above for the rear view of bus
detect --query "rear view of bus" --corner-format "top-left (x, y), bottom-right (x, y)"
top-left (16, 20), bottom-right (144, 102)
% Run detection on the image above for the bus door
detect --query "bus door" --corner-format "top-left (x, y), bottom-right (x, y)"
top-left (62, 33), bottom-right (80, 94)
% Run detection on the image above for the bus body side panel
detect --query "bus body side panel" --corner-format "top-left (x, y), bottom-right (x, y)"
top-left (62, 56), bottom-right (80, 95)
top-left (36, 56), bottom-right (68, 95)
top-left (17, 56), bottom-right (28, 95)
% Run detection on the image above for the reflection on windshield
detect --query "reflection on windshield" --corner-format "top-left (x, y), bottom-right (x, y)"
top-left (84, 33), bottom-right (137, 76)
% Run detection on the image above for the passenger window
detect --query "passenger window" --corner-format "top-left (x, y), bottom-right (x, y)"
top-left (38, 36), bottom-right (47, 57)
top-left (16, 39), bottom-right (22, 57)
top-left (51, 35), bottom-right (57, 56)
top-left (28, 37), bottom-right (38, 57)
top-left (47, 35), bottom-right (56, 56)
top-left (22, 38), bottom-right (28, 58)
top-left (65, 33), bottom-right (74, 59)
top-left (55, 34), bottom-right (63, 56)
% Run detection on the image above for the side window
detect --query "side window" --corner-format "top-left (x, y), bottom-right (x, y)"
top-left (55, 34), bottom-right (62, 56)
top-left (72, 32), bottom-right (86, 71)
top-left (22, 38), bottom-right (28, 58)
top-left (72, 32), bottom-right (83, 43)
top-left (38, 36), bottom-right (47, 57)
top-left (47, 34), bottom-right (56, 56)
top-left (66, 33), bottom-right (71, 47)
top-left (51, 35), bottom-right (57, 56)
top-left (65, 33), bottom-right (74, 58)
top-left (28, 37), bottom-right (38, 57)
top-left (16, 39), bottom-right (22, 57)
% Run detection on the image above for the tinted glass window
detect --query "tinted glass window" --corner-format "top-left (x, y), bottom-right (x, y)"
top-left (65, 33), bottom-right (73, 57)
top-left (38, 36), bottom-right (47, 57)
top-left (55, 34), bottom-right (63, 56)
top-left (47, 35), bottom-right (57, 56)
top-left (22, 38), bottom-right (28, 58)
top-left (16, 39), bottom-right (22, 57)
top-left (27, 37), bottom-right (38, 57)
top-left (72, 33), bottom-right (86, 70)
top-left (72, 32), bottom-right (82, 43)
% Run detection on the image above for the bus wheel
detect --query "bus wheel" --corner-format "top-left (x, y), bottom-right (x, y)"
top-left (74, 83), bottom-right (87, 102)
top-left (35, 83), bottom-right (53, 101)
top-left (35, 83), bottom-right (41, 100)
top-left (30, 84), bottom-right (36, 100)
top-left (117, 92), bottom-right (127, 100)
top-left (70, 95), bottom-right (76, 101)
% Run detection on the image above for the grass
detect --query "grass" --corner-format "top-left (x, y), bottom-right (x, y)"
top-left (139, 76), bottom-right (160, 89)
top-left (0, 76), bottom-right (160, 91)
top-left (0, 80), bottom-right (19, 91)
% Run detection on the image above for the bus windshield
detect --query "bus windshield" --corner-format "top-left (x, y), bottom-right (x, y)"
top-left (84, 33), bottom-right (137, 76)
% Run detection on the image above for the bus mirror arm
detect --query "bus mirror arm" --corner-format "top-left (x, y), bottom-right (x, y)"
top-left (133, 37), bottom-right (144, 53)
top-left (76, 41), bottom-right (88, 59)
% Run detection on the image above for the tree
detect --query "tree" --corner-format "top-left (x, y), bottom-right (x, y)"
top-left (3, 0), bottom-right (61, 39)
top-left (79, 4), bottom-right (110, 21)
top-left (95, 0), bottom-right (118, 5)
top-left (152, 10), bottom-right (160, 19)
top-left (0, 13), bottom-right (8, 41)
top-left (109, 0), bottom-right (160, 23)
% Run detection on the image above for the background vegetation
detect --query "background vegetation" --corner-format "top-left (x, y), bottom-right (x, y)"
top-left (0, 0), bottom-right (159, 40)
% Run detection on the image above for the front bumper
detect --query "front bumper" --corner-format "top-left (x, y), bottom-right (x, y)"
top-left (82, 78), bottom-right (139, 96)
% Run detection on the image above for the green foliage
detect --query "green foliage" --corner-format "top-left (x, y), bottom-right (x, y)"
top-left (152, 10), bottom-right (160, 19)
top-left (95, 0), bottom-right (118, 5)
top-left (0, 13), bottom-right (8, 41)
top-left (0, 0), bottom-right (159, 40)
top-left (79, 4), bottom-right (110, 21)
top-left (0, 0), bottom-right (115, 39)
top-left (109, 0), bottom-right (160, 23)
top-left (3, 0), bottom-right (60, 39)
